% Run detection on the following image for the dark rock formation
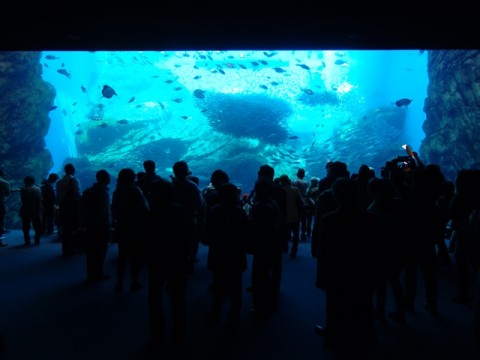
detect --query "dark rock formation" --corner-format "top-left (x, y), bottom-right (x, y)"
top-left (0, 51), bottom-right (55, 228)
top-left (420, 50), bottom-right (480, 182)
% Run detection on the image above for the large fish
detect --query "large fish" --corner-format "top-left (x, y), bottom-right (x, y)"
top-left (100, 85), bottom-right (117, 99)
top-left (395, 98), bottom-right (412, 107)
top-left (57, 69), bottom-right (71, 79)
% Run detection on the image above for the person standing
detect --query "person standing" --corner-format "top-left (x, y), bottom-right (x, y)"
top-left (0, 169), bottom-right (12, 247)
top-left (147, 178), bottom-right (190, 351)
top-left (171, 161), bottom-right (206, 273)
top-left (19, 175), bottom-right (43, 245)
top-left (292, 168), bottom-right (309, 241)
top-left (205, 182), bottom-right (248, 333)
top-left (41, 173), bottom-right (59, 236)
top-left (111, 168), bottom-right (150, 292)
top-left (56, 163), bottom-right (82, 256)
top-left (80, 169), bottom-right (112, 282)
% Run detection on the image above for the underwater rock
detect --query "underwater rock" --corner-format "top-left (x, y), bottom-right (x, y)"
top-left (420, 50), bottom-right (480, 181)
top-left (0, 51), bottom-right (55, 229)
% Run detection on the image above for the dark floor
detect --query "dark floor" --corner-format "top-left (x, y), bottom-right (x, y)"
top-left (0, 229), bottom-right (479, 360)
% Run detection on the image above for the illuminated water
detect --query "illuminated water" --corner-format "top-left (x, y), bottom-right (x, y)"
top-left (41, 50), bottom-right (428, 192)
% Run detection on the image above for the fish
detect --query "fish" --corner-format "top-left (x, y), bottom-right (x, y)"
top-left (263, 51), bottom-right (278, 57)
top-left (165, 80), bottom-right (174, 84)
top-left (259, 85), bottom-right (268, 90)
top-left (180, 115), bottom-right (190, 120)
top-left (218, 69), bottom-right (225, 75)
top-left (172, 98), bottom-right (183, 103)
top-left (45, 55), bottom-right (59, 60)
top-left (99, 123), bottom-right (108, 128)
top-left (395, 98), bottom-right (413, 107)
top-left (193, 89), bottom-right (205, 99)
top-left (238, 64), bottom-right (247, 69)
top-left (74, 130), bottom-right (83, 135)
top-left (251, 61), bottom-right (259, 66)
top-left (128, 96), bottom-right (135, 103)
top-left (81, 86), bottom-right (87, 93)
top-left (57, 69), bottom-right (71, 79)
top-left (270, 81), bottom-right (280, 86)
top-left (334, 59), bottom-right (348, 66)
top-left (48, 106), bottom-right (57, 111)
top-left (273, 67), bottom-right (286, 73)
top-left (296, 64), bottom-right (310, 70)
top-left (117, 119), bottom-right (129, 124)
top-left (303, 89), bottom-right (314, 95)
top-left (193, 75), bottom-right (202, 80)
top-left (174, 87), bottom-right (182, 91)
top-left (259, 60), bottom-right (268, 65)
top-left (72, 102), bottom-right (77, 106)
top-left (100, 85), bottom-right (117, 99)
top-left (288, 136), bottom-right (299, 140)
top-left (43, 63), bottom-right (49, 68)
top-left (224, 63), bottom-right (235, 68)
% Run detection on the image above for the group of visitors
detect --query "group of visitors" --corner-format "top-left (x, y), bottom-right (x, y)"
top-left (1, 151), bottom-right (480, 357)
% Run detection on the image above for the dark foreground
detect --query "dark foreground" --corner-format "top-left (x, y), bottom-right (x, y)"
top-left (0, 230), bottom-right (479, 360)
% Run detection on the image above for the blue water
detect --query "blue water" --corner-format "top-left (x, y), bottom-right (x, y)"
top-left (40, 50), bottom-right (428, 189)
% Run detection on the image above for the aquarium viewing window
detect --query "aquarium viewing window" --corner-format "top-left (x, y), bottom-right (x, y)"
top-left (41, 50), bottom-right (428, 193)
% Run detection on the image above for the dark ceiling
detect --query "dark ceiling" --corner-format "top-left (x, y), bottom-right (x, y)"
top-left (1, 3), bottom-right (479, 51)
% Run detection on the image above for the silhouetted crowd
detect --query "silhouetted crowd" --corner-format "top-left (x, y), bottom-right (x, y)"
top-left (1, 150), bottom-right (480, 357)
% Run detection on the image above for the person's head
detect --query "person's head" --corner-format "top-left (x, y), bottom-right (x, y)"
top-left (310, 177), bottom-right (319, 187)
top-left (116, 168), bottom-right (136, 189)
top-left (329, 161), bottom-right (349, 180)
top-left (210, 169), bottom-right (229, 189)
top-left (47, 173), bottom-right (59, 183)
top-left (279, 174), bottom-right (291, 186)
top-left (254, 178), bottom-right (274, 201)
top-left (96, 169), bottom-right (111, 185)
top-left (297, 168), bottom-right (305, 179)
top-left (64, 163), bottom-right (75, 176)
top-left (258, 164), bottom-right (274, 181)
top-left (218, 182), bottom-right (239, 205)
top-left (173, 160), bottom-right (191, 179)
top-left (24, 175), bottom-right (35, 187)
top-left (143, 160), bottom-right (156, 174)
top-left (332, 177), bottom-right (357, 208)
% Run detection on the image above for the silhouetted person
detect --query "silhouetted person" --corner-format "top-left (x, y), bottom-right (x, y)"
top-left (56, 163), bottom-right (82, 256)
top-left (292, 168), bottom-right (309, 241)
top-left (40, 172), bottom-right (59, 235)
top-left (304, 176), bottom-right (320, 238)
top-left (171, 160), bottom-right (206, 273)
top-left (367, 177), bottom-right (408, 324)
top-left (19, 175), bottom-right (43, 245)
top-left (80, 169), bottom-right (112, 282)
top-left (205, 182), bottom-right (248, 333)
top-left (0, 169), bottom-right (12, 246)
top-left (147, 177), bottom-right (190, 351)
top-left (136, 160), bottom-right (163, 206)
top-left (354, 164), bottom-right (375, 210)
top-left (249, 177), bottom-right (283, 318)
top-left (403, 164), bottom-right (446, 314)
top-left (111, 168), bottom-right (149, 292)
top-left (436, 179), bottom-right (455, 266)
top-left (279, 174), bottom-right (304, 257)
top-left (312, 161), bottom-right (350, 261)
top-left (315, 177), bottom-right (378, 357)
top-left (450, 169), bottom-right (480, 305)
